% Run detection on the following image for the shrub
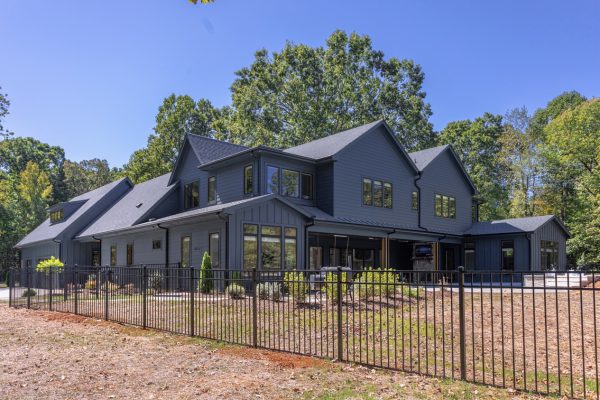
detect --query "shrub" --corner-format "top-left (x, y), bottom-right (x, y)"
top-left (21, 288), bottom-right (36, 297)
top-left (147, 272), bottom-right (162, 293)
top-left (225, 283), bottom-right (245, 299)
top-left (102, 282), bottom-right (119, 292)
top-left (283, 270), bottom-right (308, 303)
top-left (256, 282), bottom-right (282, 301)
top-left (84, 274), bottom-right (97, 290)
top-left (355, 268), bottom-right (397, 299)
top-left (199, 251), bottom-right (213, 293)
top-left (323, 271), bottom-right (349, 301)
top-left (36, 256), bottom-right (64, 274)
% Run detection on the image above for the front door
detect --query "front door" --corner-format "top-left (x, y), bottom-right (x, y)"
top-left (444, 247), bottom-right (456, 270)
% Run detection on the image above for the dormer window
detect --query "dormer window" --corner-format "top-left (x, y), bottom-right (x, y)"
top-left (50, 209), bottom-right (64, 223)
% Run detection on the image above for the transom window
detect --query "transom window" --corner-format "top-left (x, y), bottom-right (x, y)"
top-left (435, 194), bottom-right (456, 218)
top-left (208, 176), bottom-right (216, 204)
top-left (184, 181), bottom-right (199, 209)
top-left (362, 178), bottom-right (392, 208)
top-left (50, 209), bottom-right (64, 223)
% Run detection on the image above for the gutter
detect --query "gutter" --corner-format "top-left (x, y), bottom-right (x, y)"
top-left (157, 224), bottom-right (169, 266)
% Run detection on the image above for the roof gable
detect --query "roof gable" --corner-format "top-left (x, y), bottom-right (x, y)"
top-left (464, 215), bottom-right (570, 237)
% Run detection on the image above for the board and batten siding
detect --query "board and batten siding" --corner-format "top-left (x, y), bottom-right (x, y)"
top-left (167, 217), bottom-right (226, 268)
top-left (531, 219), bottom-right (568, 270)
top-left (228, 198), bottom-right (308, 271)
top-left (332, 126), bottom-right (419, 229)
top-left (419, 150), bottom-right (474, 234)
top-left (469, 235), bottom-right (530, 272)
top-left (101, 230), bottom-right (167, 266)
top-left (172, 146), bottom-right (209, 210)
top-left (20, 241), bottom-right (60, 267)
top-left (316, 162), bottom-right (334, 214)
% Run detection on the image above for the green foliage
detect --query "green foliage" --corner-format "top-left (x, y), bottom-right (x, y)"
top-left (84, 275), bottom-right (97, 290)
top-left (256, 282), bottom-right (282, 301)
top-left (63, 159), bottom-right (116, 199)
top-left (0, 86), bottom-right (11, 138)
top-left (35, 256), bottom-right (64, 274)
top-left (199, 251), bottom-right (213, 293)
top-left (18, 161), bottom-right (53, 231)
top-left (21, 288), bottom-right (36, 297)
top-left (225, 283), bottom-right (245, 299)
top-left (102, 282), bottom-right (120, 292)
top-left (323, 271), bottom-right (349, 301)
top-left (354, 268), bottom-right (397, 299)
top-left (283, 270), bottom-right (308, 303)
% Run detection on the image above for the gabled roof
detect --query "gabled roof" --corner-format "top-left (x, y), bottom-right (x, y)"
top-left (464, 215), bottom-right (571, 237)
top-left (76, 173), bottom-right (176, 239)
top-left (409, 144), bottom-right (478, 194)
top-left (15, 178), bottom-right (131, 248)
top-left (169, 134), bottom-right (248, 184)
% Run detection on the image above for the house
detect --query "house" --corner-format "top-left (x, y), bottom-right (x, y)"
top-left (15, 120), bottom-right (570, 273)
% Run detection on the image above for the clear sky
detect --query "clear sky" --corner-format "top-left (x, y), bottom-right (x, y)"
top-left (1, 0), bottom-right (598, 166)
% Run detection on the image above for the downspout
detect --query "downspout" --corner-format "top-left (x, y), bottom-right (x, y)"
top-left (157, 224), bottom-right (169, 266)
top-left (385, 229), bottom-right (395, 268)
top-left (304, 221), bottom-right (315, 270)
top-left (216, 212), bottom-right (230, 271)
top-left (526, 233), bottom-right (533, 272)
top-left (413, 172), bottom-right (428, 231)
top-left (52, 238), bottom-right (63, 262)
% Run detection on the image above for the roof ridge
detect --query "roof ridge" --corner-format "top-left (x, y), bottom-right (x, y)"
top-left (187, 133), bottom-right (248, 149)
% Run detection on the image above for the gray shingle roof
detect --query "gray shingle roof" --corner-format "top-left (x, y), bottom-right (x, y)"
top-left (15, 178), bottom-right (130, 248)
top-left (187, 134), bottom-right (248, 165)
top-left (77, 173), bottom-right (175, 238)
top-left (408, 145), bottom-right (449, 171)
top-left (464, 215), bottom-right (565, 236)
top-left (284, 120), bottom-right (384, 159)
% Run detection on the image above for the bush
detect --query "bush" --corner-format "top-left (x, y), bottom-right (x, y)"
top-left (21, 288), bottom-right (36, 297)
top-left (147, 272), bottom-right (162, 293)
top-left (102, 282), bottom-right (119, 292)
top-left (256, 282), bottom-right (282, 301)
top-left (84, 274), bottom-right (97, 290)
top-left (36, 256), bottom-right (64, 274)
top-left (225, 283), bottom-right (245, 299)
top-left (323, 271), bottom-right (349, 301)
top-left (355, 268), bottom-right (397, 299)
top-left (284, 270), bottom-right (308, 303)
top-left (199, 251), bottom-right (213, 293)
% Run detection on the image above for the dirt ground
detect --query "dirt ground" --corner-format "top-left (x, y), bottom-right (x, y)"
top-left (0, 305), bottom-right (545, 400)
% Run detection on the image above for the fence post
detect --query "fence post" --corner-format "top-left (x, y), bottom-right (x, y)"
top-left (27, 267), bottom-right (31, 309)
top-left (337, 267), bottom-right (343, 361)
top-left (49, 266), bottom-right (53, 311)
top-left (189, 266), bottom-right (196, 337)
top-left (62, 265), bottom-right (68, 301)
top-left (252, 267), bottom-right (258, 348)
top-left (95, 268), bottom-right (100, 299)
top-left (74, 265), bottom-right (78, 315)
top-left (8, 268), bottom-right (12, 308)
top-left (142, 265), bottom-right (148, 329)
top-left (104, 268), bottom-right (110, 321)
top-left (458, 266), bottom-right (467, 381)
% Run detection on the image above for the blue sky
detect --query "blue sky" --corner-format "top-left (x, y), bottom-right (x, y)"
top-left (1, 0), bottom-right (598, 166)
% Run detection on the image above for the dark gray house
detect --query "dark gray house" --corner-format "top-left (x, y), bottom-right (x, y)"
top-left (16, 120), bottom-right (570, 272)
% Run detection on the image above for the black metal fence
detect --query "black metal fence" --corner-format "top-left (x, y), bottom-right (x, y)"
top-left (7, 265), bottom-right (600, 399)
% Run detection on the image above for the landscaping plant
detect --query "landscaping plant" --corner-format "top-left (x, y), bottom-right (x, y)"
top-left (355, 268), bottom-right (397, 299)
top-left (35, 256), bottom-right (64, 274)
top-left (225, 283), bottom-right (245, 299)
top-left (283, 270), bottom-right (308, 304)
top-left (256, 282), bottom-right (282, 301)
top-left (199, 251), bottom-right (213, 293)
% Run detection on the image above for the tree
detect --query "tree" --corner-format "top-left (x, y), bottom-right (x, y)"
top-left (0, 86), bottom-right (11, 138)
top-left (64, 158), bottom-right (115, 199)
top-left (123, 95), bottom-right (219, 183)
top-left (225, 30), bottom-right (434, 150)
top-left (199, 251), bottom-right (213, 293)
top-left (544, 99), bottom-right (600, 264)
top-left (438, 113), bottom-right (508, 220)
top-left (16, 161), bottom-right (53, 231)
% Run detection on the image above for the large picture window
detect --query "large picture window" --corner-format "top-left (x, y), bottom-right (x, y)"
top-left (261, 225), bottom-right (281, 269)
top-left (501, 240), bottom-right (514, 271)
top-left (209, 232), bottom-right (220, 268)
top-left (184, 182), bottom-right (199, 209)
top-left (244, 165), bottom-right (253, 195)
top-left (362, 178), bottom-right (392, 208)
top-left (541, 240), bottom-right (558, 271)
top-left (266, 166), bottom-right (279, 194)
top-left (301, 173), bottom-right (313, 200)
top-left (243, 224), bottom-right (258, 270)
top-left (284, 227), bottom-right (297, 269)
top-left (282, 169), bottom-right (299, 197)
top-left (435, 194), bottom-right (456, 218)
top-left (208, 176), bottom-right (216, 204)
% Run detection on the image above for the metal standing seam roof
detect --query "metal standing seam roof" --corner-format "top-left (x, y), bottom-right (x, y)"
top-left (15, 178), bottom-right (130, 248)
top-left (76, 173), bottom-right (176, 239)
top-left (463, 215), bottom-right (570, 236)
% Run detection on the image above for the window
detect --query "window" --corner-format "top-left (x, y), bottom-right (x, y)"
top-left (309, 246), bottom-right (322, 270)
top-left (284, 227), bottom-right (297, 269)
top-left (435, 194), bottom-right (456, 218)
top-left (412, 191), bottom-right (419, 211)
top-left (244, 165), bottom-right (253, 195)
top-left (362, 178), bottom-right (373, 206)
top-left (209, 232), bottom-right (220, 267)
top-left (383, 182), bottom-right (393, 208)
top-left (541, 240), bottom-right (559, 271)
top-left (501, 240), bottom-right (514, 271)
top-left (127, 243), bottom-right (134, 266)
top-left (152, 240), bottom-right (161, 250)
top-left (208, 176), bottom-right (216, 203)
top-left (184, 182), bottom-right (199, 209)
top-left (181, 236), bottom-right (191, 268)
top-left (373, 180), bottom-right (383, 207)
top-left (301, 173), bottom-right (313, 200)
top-left (110, 245), bottom-right (117, 266)
top-left (266, 166), bottom-right (279, 194)
top-left (261, 225), bottom-right (281, 269)
top-left (464, 242), bottom-right (475, 270)
top-left (243, 224), bottom-right (258, 270)
top-left (50, 209), bottom-right (64, 223)
top-left (282, 169), bottom-right (299, 197)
